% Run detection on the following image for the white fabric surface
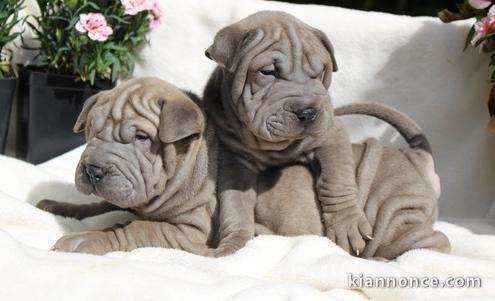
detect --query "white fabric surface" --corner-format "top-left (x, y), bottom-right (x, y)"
top-left (0, 153), bottom-right (494, 300)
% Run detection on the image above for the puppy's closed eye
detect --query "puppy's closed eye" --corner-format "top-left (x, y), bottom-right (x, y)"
top-left (258, 65), bottom-right (277, 77)
top-left (135, 132), bottom-right (151, 142)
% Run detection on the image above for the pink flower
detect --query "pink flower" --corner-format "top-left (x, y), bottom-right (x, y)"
top-left (150, 1), bottom-right (163, 29)
top-left (469, 0), bottom-right (492, 10)
top-left (473, 20), bottom-right (489, 45)
top-left (121, 0), bottom-right (154, 15)
top-left (472, 5), bottom-right (495, 45)
top-left (75, 13), bottom-right (113, 42)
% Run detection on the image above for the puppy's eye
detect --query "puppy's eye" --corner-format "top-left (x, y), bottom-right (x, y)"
top-left (135, 133), bottom-right (150, 141)
top-left (258, 65), bottom-right (277, 77)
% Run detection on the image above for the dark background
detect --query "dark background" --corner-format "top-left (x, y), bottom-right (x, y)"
top-left (273, 0), bottom-right (460, 16)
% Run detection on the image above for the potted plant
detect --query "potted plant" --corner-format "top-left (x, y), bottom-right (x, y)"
top-left (19, 0), bottom-right (162, 163)
top-left (0, 0), bottom-right (24, 154)
top-left (439, 0), bottom-right (495, 132)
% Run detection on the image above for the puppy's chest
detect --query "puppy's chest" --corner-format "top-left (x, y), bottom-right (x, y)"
top-left (231, 140), bottom-right (319, 172)
top-left (215, 121), bottom-right (325, 171)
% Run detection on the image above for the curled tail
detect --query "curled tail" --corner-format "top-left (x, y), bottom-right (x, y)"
top-left (334, 102), bottom-right (432, 154)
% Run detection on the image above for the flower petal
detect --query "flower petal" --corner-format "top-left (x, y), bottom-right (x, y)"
top-left (75, 21), bottom-right (87, 33)
top-left (469, 0), bottom-right (492, 10)
top-left (122, 0), bottom-right (155, 15)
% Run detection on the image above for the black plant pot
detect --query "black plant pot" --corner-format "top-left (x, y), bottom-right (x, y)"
top-left (17, 67), bottom-right (114, 164)
top-left (0, 78), bottom-right (17, 154)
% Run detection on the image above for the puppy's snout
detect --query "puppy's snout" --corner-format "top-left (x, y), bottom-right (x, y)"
top-left (84, 164), bottom-right (106, 183)
top-left (295, 108), bottom-right (318, 123)
top-left (204, 49), bottom-right (212, 60)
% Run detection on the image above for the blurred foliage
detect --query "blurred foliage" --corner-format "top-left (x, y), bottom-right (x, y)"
top-left (0, 0), bottom-right (25, 79)
top-left (273, 0), bottom-right (460, 16)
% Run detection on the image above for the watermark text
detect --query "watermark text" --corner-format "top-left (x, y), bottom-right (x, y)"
top-left (348, 273), bottom-right (482, 289)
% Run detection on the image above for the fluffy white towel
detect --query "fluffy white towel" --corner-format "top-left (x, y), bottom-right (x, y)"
top-left (0, 152), bottom-right (494, 300)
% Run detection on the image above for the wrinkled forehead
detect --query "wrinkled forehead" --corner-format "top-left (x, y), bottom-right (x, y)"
top-left (85, 90), bottom-right (161, 142)
top-left (245, 18), bottom-right (331, 75)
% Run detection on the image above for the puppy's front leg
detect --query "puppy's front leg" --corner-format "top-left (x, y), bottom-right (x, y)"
top-left (214, 148), bottom-right (257, 257)
top-left (316, 119), bottom-right (372, 256)
top-left (36, 200), bottom-right (122, 220)
top-left (52, 220), bottom-right (212, 256)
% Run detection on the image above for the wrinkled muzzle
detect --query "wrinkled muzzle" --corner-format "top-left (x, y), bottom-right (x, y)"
top-left (75, 141), bottom-right (152, 209)
top-left (244, 81), bottom-right (333, 142)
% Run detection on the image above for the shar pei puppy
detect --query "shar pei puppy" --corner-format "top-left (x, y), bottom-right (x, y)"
top-left (37, 77), bottom-right (219, 256)
top-left (204, 10), bottom-right (370, 256)
top-left (204, 10), bottom-right (449, 258)
top-left (256, 102), bottom-right (451, 260)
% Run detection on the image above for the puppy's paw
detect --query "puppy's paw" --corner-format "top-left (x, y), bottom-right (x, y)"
top-left (325, 206), bottom-right (373, 257)
top-left (36, 199), bottom-right (63, 215)
top-left (52, 231), bottom-right (113, 255)
top-left (36, 199), bottom-right (85, 219)
top-left (213, 239), bottom-right (250, 257)
top-left (213, 246), bottom-right (237, 258)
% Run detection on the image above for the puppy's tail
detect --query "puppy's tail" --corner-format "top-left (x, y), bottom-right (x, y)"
top-left (334, 102), bottom-right (432, 154)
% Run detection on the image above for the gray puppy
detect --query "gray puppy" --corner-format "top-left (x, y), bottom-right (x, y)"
top-left (36, 78), bottom-right (449, 259)
top-left (204, 11), bottom-right (372, 256)
top-left (256, 102), bottom-right (450, 260)
top-left (37, 77), bottom-right (219, 256)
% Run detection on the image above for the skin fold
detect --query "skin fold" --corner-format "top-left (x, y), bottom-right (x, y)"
top-left (35, 79), bottom-right (450, 259)
top-left (255, 147), bottom-right (450, 260)
top-left (203, 11), bottom-right (371, 256)
top-left (37, 77), bottom-right (220, 256)
top-left (35, 12), bottom-right (450, 259)
top-left (256, 101), bottom-right (451, 260)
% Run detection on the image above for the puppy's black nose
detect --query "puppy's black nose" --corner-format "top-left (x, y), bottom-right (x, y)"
top-left (204, 49), bottom-right (212, 60)
top-left (296, 108), bottom-right (318, 122)
top-left (85, 164), bottom-right (106, 182)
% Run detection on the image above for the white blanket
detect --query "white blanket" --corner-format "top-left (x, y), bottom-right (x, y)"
top-left (0, 152), bottom-right (494, 300)
top-left (3, 0), bottom-right (495, 300)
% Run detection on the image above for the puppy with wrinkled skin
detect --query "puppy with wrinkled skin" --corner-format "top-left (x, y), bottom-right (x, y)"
top-left (35, 76), bottom-right (449, 259)
top-left (204, 11), bottom-right (370, 256)
top-left (37, 77), bottom-right (219, 256)
top-left (256, 102), bottom-right (450, 260)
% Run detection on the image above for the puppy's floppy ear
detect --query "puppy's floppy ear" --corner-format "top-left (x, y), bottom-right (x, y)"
top-left (313, 28), bottom-right (338, 73)
top-left (205, 26), bottom-right (258, 73)
top-left (158, 94), bottom-right (205, 143)
top-left (73, 92), bottom-right (101, 133)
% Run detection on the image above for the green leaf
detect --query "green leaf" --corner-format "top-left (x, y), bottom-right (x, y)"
top-left (51, 46), bottom-right (69, 66)
top-left (108, 15), bottom-right (130, 25)
top-left (65, 16), bottom-right (80, 31)
top-left (73, 2), bottom-right (101, 16)
top-left (47, 15), bottom-right (69, 22)
top-left (464, 25), bottom-right (476, 51)
top-left (104, 51), bottom-right (120, 82)
top-left (103, 43), bottom-right (128, 52)
top-left (126, 52), bottom-right (135, 75)
top-left (77, 53), bottom-right (88, 71)
top-left (89, 68), bottom-right (96, 85)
